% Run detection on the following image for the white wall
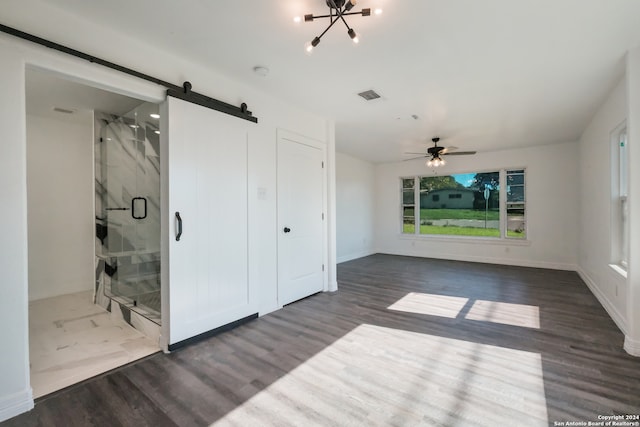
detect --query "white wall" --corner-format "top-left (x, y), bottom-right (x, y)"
top-left (336, 152), bottom-right (375, 263)
top-left (0, 3), bottom-right (335, 420)
top-left (624, 46), bottom-right (640, 355)
top-left (0, 41), bottom-right (33, 421)
top-left (576, 79), bottom-right (628, 331)
top-left (375, 141), bottom-right (579, 270)
top-left (27, 114), bottom-right (94, 301)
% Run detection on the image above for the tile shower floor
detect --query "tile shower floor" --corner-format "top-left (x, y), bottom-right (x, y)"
top-left (29, 290), bottom-right (159, 398)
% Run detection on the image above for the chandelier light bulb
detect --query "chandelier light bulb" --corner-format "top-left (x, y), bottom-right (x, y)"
top-left (293, 16), bottom-right (302, 23)
top-left (374, 8), bottom-right (383, 15)
top-left (305, 41), bottom-right (314, 54)
top-left (348, 28), bottom-right (360, 44)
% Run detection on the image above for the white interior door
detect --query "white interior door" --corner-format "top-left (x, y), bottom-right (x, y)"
top-left (162, 96), bottom-right (255, 348)
top-left (277, 131), bottom-right (325, 306)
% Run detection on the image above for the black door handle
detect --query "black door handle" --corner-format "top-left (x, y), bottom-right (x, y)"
top-left (175, 212), bottom-right (182, 241)
top-left (283, 227), bottom-right (291, 233)
top-left (131, 197), bottom-right (147, 219)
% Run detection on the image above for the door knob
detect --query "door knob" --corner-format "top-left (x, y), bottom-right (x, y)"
top-left (283, 227), bottom-right (291, 233)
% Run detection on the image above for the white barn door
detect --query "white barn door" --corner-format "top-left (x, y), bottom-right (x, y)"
top-left (277, 130), bottom-right (325, 306)
top-left (162, 97), bottom-right (255, 349)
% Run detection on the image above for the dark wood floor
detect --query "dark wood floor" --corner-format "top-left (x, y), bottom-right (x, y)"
top-left (4, 254), bottom-right (640, 426)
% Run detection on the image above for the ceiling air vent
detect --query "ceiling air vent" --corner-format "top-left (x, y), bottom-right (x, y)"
top-left (357, 89), bottom-right (381, 101)
top-left (53, 107), bottom-right (76, 114)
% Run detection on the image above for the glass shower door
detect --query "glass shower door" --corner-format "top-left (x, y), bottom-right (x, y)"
top-left (96, 104), bottom-right (161, 322)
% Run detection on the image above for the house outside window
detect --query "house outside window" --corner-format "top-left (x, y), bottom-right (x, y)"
top-left (401, 169), bottom-right (526, 239)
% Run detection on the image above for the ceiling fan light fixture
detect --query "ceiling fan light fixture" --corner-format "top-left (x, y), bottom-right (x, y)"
top-left (427, 155), bottom-right (445, 168)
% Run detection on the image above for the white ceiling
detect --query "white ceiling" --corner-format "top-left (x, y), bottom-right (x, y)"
top-left (25, 68), bottom-right (145, 123)
top-left (8, 1), bottom-right (640, 162)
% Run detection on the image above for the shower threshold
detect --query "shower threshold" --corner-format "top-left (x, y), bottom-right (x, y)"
top-left (108, 292), bottom-right (161, 326)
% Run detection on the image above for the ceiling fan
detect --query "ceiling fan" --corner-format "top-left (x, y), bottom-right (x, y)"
top-left (404, 137), bottom-right (477, 167)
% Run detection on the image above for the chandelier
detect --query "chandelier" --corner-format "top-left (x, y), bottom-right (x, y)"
top-left (295, 0), bottom-right (382, 53)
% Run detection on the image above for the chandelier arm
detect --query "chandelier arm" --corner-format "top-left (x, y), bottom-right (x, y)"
top-left (338, 13), bottom-right (352, 30)
top-left (342, 11), bottom-right (368, 17)
top-left (307, 11), bottom-right (366, 20)
top-left (316, 14), bottom-right (341, 41)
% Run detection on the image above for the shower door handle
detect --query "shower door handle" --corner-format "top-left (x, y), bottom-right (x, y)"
top-left (175, 212), bottom-right (183, 241)
top-left (131, 197), bottom-right (147, 219)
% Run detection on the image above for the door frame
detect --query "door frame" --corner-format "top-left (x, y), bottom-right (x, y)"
top-left (276, 128), bottom-right (329, 308)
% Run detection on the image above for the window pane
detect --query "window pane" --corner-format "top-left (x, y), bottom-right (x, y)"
top-left (403, 205), bottom-right (415, 234)
top-left (508, 185), bottom-right (524, 202)
top-left (402, 178), bottom-right (415, 189)
top-left (507, 174), bottom-right (524, 186)
top-left (620, 132), bottom-right (627, 197)
top-left (403, 191), bottom-right (415, 204)
top-left (419, 172), bottom-right (500, 237)
top-left (507, 204), bottom-right (526, 239)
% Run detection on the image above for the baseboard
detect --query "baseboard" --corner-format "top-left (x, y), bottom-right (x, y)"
top-left (337, 250), bottom-right (375, 264)
top-left (624, 336), bottom-right (640, 357)
top-left (576, 267), bottom-right (628, 335)
top-left (0, 389), bottom-right (34, 422)
top-left (379, 250), bottom-right (577, 271)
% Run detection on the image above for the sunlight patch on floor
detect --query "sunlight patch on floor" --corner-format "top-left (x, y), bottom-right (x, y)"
top-left (465, 300), bottom-right (540, 329)
top-left (387, 292), bottom-right (469, 318)
top-left (212, 324), bottom-right (548, 427)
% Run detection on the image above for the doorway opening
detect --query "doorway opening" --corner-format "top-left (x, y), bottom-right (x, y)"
top-left (26, 67), bottom-right (161, 398)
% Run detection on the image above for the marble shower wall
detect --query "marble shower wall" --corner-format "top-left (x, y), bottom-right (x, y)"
top-left (94, 107), bottom-right (161, 325)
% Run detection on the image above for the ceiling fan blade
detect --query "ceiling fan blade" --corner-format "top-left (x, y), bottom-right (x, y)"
top-left (404, 152), bottom-right (427, 155)
top-left (403, 155), bottom-right (427, 161)
top-left (443, 151), bottom-right (477, 156)
top-left (440, 146), bottom-right (458, 155)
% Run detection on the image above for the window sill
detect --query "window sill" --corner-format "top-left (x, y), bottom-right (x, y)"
top-left (609, 264), bottom-right (628, 279)
top-left (398, 233), bottom-right (531, 246)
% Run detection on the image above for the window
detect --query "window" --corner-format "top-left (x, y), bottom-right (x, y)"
top-left (401, 169), bottom-right (526, 239)
top-left (620, 132), bottom-right (628, 268)
top-left (506, 170), bottom-right (526, 239)
top-left (402, 178), bottom-right (416, 234)
top-left (612, 125), bottom-right (628, 269)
